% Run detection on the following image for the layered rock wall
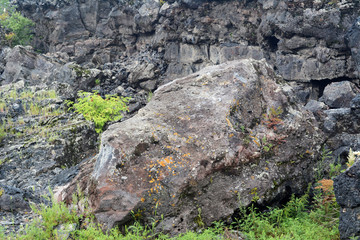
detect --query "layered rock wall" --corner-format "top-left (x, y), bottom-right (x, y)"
top-left (17, 0), bottom-right (359, 86)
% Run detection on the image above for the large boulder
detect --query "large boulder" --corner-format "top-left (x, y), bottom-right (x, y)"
top-left (59, 59), bottom-right (324, 233)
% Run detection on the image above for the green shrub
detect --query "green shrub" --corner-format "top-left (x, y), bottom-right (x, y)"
top-left (0, 0), bottom-right (34, 46)
top-left (14, 189), bottom-right (80, 240)
top-left (67, 91), bottom-right (130, 133)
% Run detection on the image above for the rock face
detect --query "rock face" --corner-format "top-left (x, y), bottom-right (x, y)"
top-left (58, 59), bottom-right (324, 232)
top-left (17, 0), bottom-right (359, 86)
top-left (346, 16), bottom-right (360, 74)
top-left (334, 160), bottom-right (360, 239)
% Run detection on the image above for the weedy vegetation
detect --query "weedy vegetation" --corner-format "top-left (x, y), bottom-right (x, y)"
top-left (0, 88), bottom-right (64, 144)
top-left (1, 180), bottom-right (341, 240)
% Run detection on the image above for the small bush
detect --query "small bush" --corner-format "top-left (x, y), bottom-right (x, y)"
top-left (67, 91), bottom-right (130, 133)
top-left (0, 0), bottom-right (34, 46)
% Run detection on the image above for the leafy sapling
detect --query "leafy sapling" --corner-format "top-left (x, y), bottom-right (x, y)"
top-left (66, 91), bottom-right (130, 133)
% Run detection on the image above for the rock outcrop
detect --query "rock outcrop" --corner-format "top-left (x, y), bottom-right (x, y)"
top-left (17, 0), bottom-right (359, 86)
top-left (0, 46), bottom-right (100, 233)
top-left (58, 59), bottom-right (324, 233)
top-left (334, 160), bottom-right (360, 239)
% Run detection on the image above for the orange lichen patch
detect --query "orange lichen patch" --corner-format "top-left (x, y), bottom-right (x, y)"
top-left (164, 156), bottom-right (172, 164)
top-left (142, 127), bottom-right (196, 206)
top-left (185, 136), bottom-right (194, 144)
top-left (315, 179), bottom-right (334, 193)
top-left (253, 139), bottom-right (260, 147)
top-left (226, 117), bottom-right (233, 128)
top-left (250, 135), bottom-right (261, 147)
top-left (158, 160), bottom-right (166, 167)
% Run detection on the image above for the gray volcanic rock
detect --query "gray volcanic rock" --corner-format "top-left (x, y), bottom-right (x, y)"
top-left (334, 160), bottom-right (360, 239)
top-left (346, 16), bottom-right (360, 75)
top-left (58, 59), bottom-right (324, 233)
top-left (0, 185), bottom-right (32, 212)
top-left (0, 46), bottom-right (82, 99)
top-left (319, 81), bottom-right (358, 108)
top-left (0, 46), bottom-right (155, 106)
top-left (16, 0), bottom-right (359, 83)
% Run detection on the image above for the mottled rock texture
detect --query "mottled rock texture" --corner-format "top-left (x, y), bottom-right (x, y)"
top-left (58, 59), bottom-right (324, 233)
top-left (334, 160), bottom-right (360, 240)
top-left (17, 0), bottom-right (359, 85)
